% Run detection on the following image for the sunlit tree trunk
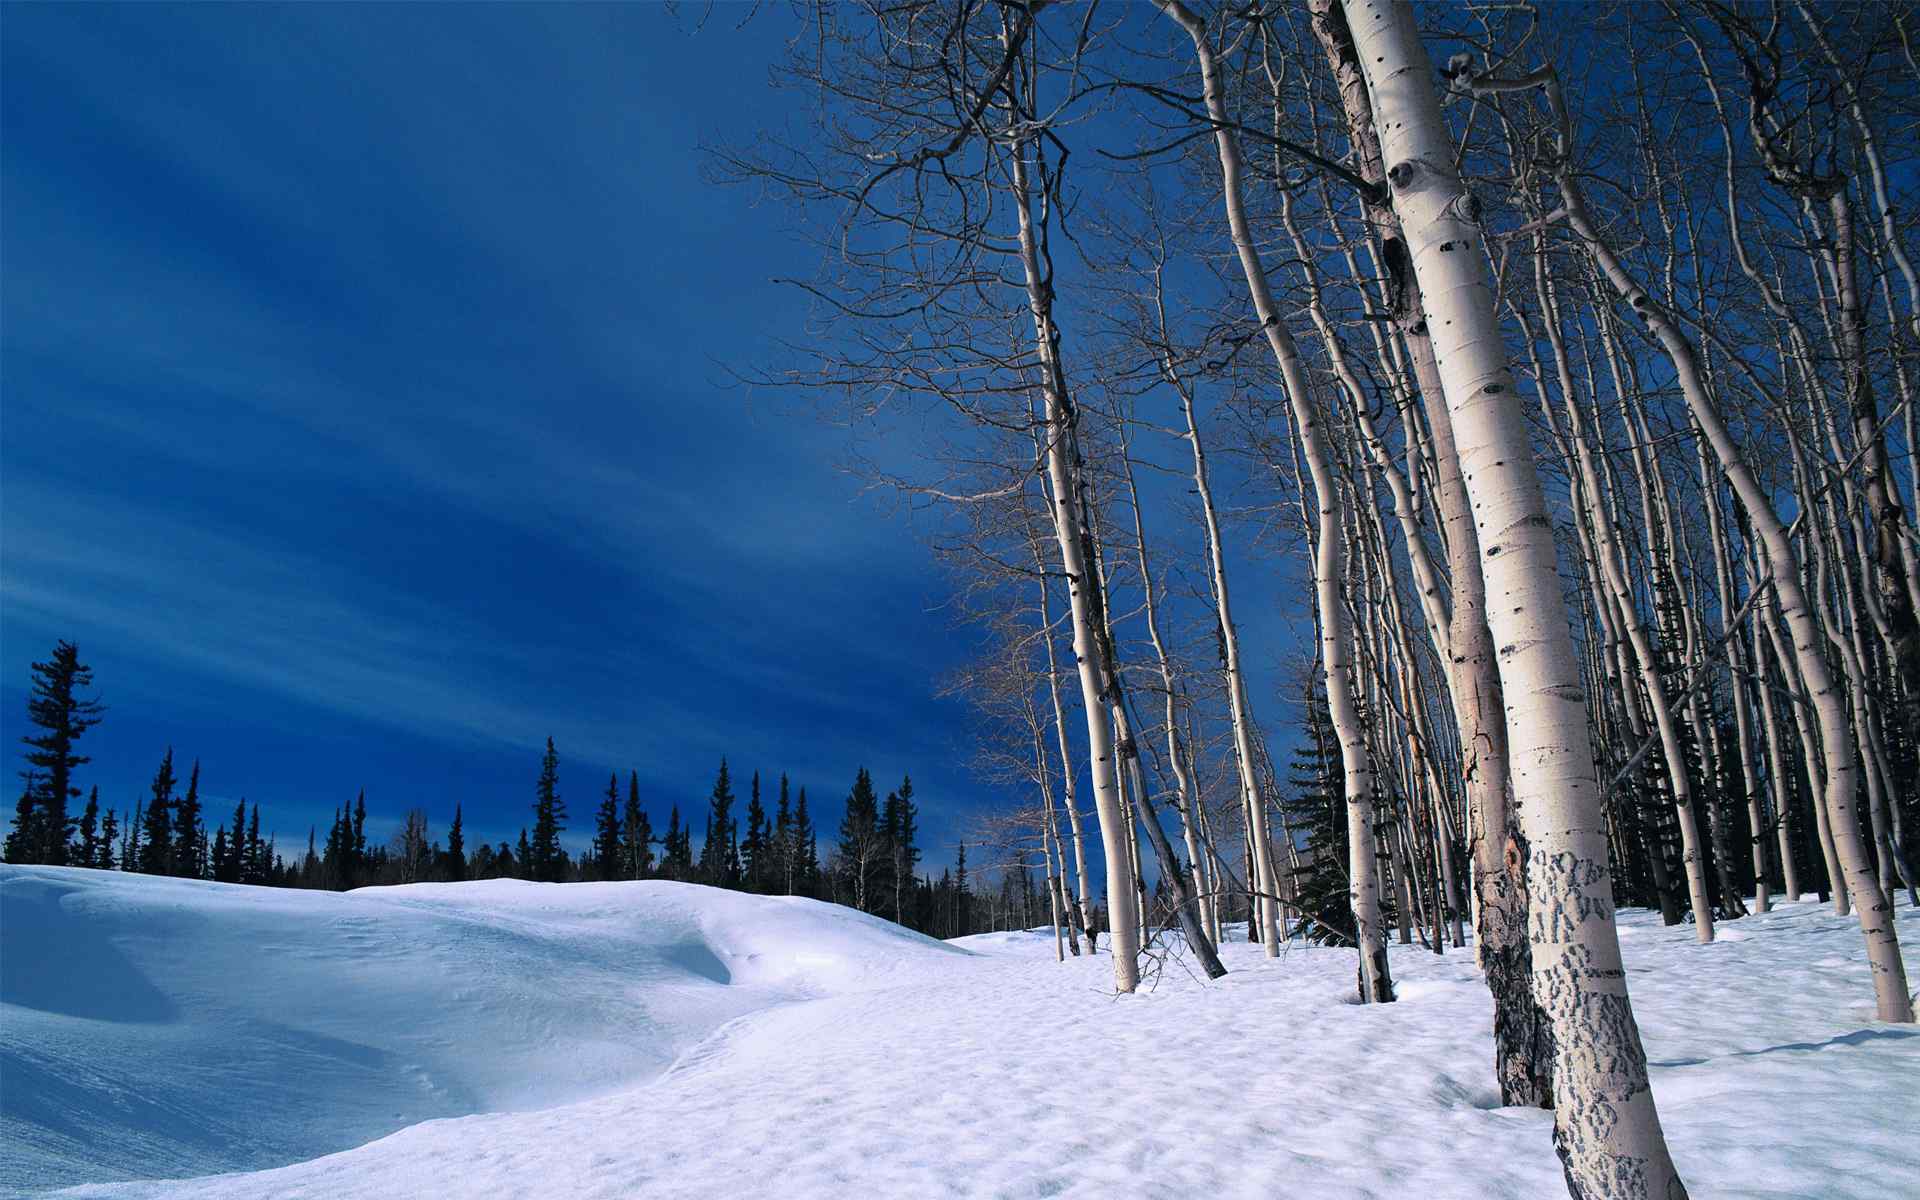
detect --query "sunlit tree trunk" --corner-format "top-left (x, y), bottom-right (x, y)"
top-left (1531, 56), bottom-right (1913, 1020)
top-left (1350, 3), bottom-right (1689, 1191)
top-left (1008, 132), bottom-right (1141, 993)
top-left (1306, 0), bottom-right (1546, 1095)
top-left (1162, 0), bottom-right (1392, 1001)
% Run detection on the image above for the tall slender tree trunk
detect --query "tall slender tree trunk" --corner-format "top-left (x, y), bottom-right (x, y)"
top-left (1175, 377), bottom-right (1283, 956)
top-left (1536, 76), bottom-right (1914, 1022)
top-left (1349, 4), bottom-right (1689, 1192)
top-left (1007, 129), bottom-right (1140, 993)
top-left (1308, 0), bottom-right (1548, 1099)
top-left (1161, 0), bottom-right (1392, 1001)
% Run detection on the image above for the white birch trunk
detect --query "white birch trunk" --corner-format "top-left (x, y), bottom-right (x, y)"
top-left (1007, 135), bottom-right (1141, 993)
top-left (1546, 106), bottom-right (1913, 1023)
top-left (1161, 0), bottom-right (1392, 1001)
top-left (1179, 385), bottom-right (1283, 956)
top-left (1349, 3), bottom-right (1689, 1191)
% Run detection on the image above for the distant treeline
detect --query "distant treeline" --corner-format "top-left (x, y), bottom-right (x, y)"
top-left (5, 640), bottom-right (1009, 939)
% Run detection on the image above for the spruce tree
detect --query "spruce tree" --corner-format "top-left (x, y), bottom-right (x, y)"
top-left (172, 760), bottom-right (205, 879)
top-left (126, 800), bottom-right (143, 873)
top-left (837, 767), bottom-right (882, 911)
top-left (137, 749), bottom-right (177, 875)
top-left (351, 792), bottom-right (368, 874)
top-left (224, 799), bottom-right (247, 881)
top-left (446, 805), bottom-right (466, 881)
top-left (76, 787), bottom-right (101, 870)
top-left (323, 807), bottom-right (346, 887)
top-left (14, 641), bottom-right (105, 865)
top-left (794, 787), bottom-right (819, 896)
top-left (743, 771), bottom-right (768, 892)
top-left (4, 778), bottom-right (37, 864)
top-left (621, 772), bottom-right (653, 879)
top-left (774, 774), bottom-right (793, 894)
top-left (662, 805), bottom-right (684, 879)
top-left (593, 773), bottom-right (621, 881)
top-left (211, 826), bottom-right (231, 883)
top-left (530, 738), bottom-right (567, 883)
top-left (245, 803), bottom-right (263, 885)
top-left (954, 842), bottom-right (971, 937)
top-left (698, 759), bottom-right (738, 886)
top-left (883, 776), bottom-right (920, 925)
top-left (516, 828), bottom-right (532, 877)
top-left (97, 806), bottom-right (119, 870)
top-left (1283, 682), bottom-right (1352, 946)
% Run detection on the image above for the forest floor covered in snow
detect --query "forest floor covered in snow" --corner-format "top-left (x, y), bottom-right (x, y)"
top-left (4, 864), bottom-right (1916, 1199)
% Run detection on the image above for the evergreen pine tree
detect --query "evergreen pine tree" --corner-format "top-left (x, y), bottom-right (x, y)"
top-left (662, 805), bottom-right (684, 879)
top-left (98, 805), bottom-right (119, 871)
top-left (742, 771), bottom-right (769, 892)
top-left (13, 641), bottom-right (105, 865)
top-left (621, 772), bottom-right (653, 879)
top-left (883, 775), bottom-right (920, 925)
top-left (137, 749), bottom-right (177, 875)
top-left (445, 805), bottom-right (466, 881)
top-left (245, 803), bottom-right (263, 884)
top-left (530, 738), bottom-right (567, 883)
top-left (1282, 680), bottom-right (1352, 946)
top-left (4, 777), bottom-right (37, 864)
top-left (774, 773), bottom-right (793, 895)
top-left (225, 799), bottom-right (247, 882)
top-left (323, 807), bottom-right (346, 887)
top-left (955, 843), bottom-right (971, 937)
top-left (76, 787), bottom-right (101, 869)
top-left (698, 758), bottom-right (738, 886)
top-left (593, 773), bottom-right (621, 881)
top-left (516, 828), bottom-right (532, 878)
top-left (794, 787), bottom-right (819, 896)
top-left (172, 759), bottom-right (205, 879)
top-left (126, 800), bottom-right (144, 874)
top-left (211, 826), bottom-right (231, 883)
top-left (351, 791), bottom-right (368, 875)
top-left (837, 767), bottom-right (882, 911)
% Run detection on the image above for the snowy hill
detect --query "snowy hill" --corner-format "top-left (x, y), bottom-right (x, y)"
top-left (0, 866), bottom-right (964, 1194)
top-left (5, 866), bottom-right (1917, 1199)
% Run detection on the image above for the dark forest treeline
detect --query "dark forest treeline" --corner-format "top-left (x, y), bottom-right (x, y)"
top-left (4, 640), bottom-right (1005, 940)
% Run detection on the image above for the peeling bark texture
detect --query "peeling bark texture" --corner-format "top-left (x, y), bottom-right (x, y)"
top-left (1347, 2), bottom-right (1687, 1194)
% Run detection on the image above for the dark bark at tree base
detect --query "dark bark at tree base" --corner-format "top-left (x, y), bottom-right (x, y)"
top-left (1482, 831), bottom-right (1553, 1107)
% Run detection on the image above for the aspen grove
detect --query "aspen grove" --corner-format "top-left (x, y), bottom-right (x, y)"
top-left (6, 3), bottom-right (1918, 1199)
top-left (725, 2), bottom-right (1918, 1196)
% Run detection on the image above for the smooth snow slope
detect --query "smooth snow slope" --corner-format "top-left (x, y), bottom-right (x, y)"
top-left (0, 866), bottom-right (964, 1194)
top-left (9, 867), bottom-right (1918, 1200)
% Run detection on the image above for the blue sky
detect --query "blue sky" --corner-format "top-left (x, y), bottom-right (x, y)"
top-left (1, 3), bottom-right (1000, 858)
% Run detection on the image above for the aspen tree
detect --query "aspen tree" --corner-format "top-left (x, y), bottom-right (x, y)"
top-left (1158, 0), bottom-right (1391, 1000)
top-left (1302, 0), bottom-right (1547, 1094)
top-left (1476, 44), bottom-right (1914, 1021)
top-left (1346, 2), bottom-right (1689, 1191)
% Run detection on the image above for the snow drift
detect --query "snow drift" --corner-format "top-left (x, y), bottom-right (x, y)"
top-left (0, 865), bottom-right (964, 1194)
top-left (6, 866), bottom-right (1917, 1200)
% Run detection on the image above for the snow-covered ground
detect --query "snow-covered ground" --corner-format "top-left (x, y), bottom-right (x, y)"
top-left (5, 865), bottom-right (1916, 1199)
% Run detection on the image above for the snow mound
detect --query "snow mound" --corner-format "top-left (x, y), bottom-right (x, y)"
top-left (0, 865), bottom-right (961, 1194)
